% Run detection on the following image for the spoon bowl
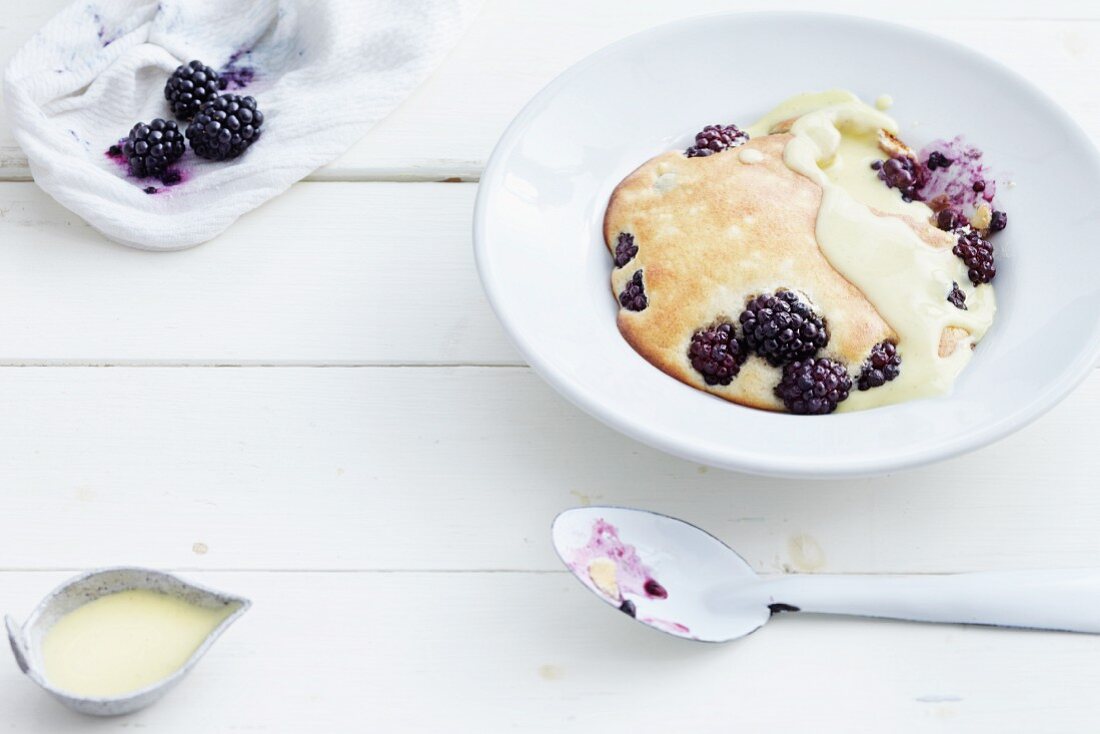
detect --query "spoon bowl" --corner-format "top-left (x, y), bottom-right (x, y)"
top-left (552, 507), bottom-right (771, 642)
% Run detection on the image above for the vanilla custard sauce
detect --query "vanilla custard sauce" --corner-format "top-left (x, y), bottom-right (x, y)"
top-left (42, 589), bottom-right (236, 697)
top-left (749, 90), bottom-right (995, 410)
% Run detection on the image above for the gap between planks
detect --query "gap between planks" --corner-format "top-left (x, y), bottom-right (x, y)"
top-left (0, 361), bottom-right (525, 368)
top-left (0, 165), bottom-right (481, 185)
top-left (0, 361), bottom-right (1095, 371)
top-left (0, 569), bottom-right (1003, 576)
top-left (0, 568), bottom-right (564, 574)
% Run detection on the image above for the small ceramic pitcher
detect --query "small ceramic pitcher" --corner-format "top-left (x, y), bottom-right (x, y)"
top-left (6, 567), bottom-right (250, 716)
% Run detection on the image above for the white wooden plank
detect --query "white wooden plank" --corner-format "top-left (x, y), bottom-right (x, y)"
top-left (337, 9), bottom-right (1100, 180)
top-left (0, 4), bottom-right (1094, 729)
top-left (3, 180), bottom-right (1096, 371)
top-left (0, 181), bottom-right (518, 365)
top-left (2, 570), bottom-right (1099, 732)
top-left (2, 3), bottom-right (1100, 180)
top-left (1, 365), bottom-right (1100, 573)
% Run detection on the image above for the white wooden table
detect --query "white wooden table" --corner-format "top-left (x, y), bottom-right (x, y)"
top-left (2, 1), bottom-right (1100, 730)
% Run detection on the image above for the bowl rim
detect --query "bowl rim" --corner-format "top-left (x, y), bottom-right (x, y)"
top-left (473, 10), bottom-right (1100, 478)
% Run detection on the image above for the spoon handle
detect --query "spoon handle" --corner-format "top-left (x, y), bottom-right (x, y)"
top-left (761, 570), bottom-right (1100, 633)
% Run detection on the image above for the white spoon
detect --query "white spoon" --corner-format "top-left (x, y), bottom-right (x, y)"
top-left (552, 506), bottom-right (1100, 643)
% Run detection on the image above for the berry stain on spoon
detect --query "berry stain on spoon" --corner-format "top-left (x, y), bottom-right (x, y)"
top-left (565, 518), bottom-right (688, 634)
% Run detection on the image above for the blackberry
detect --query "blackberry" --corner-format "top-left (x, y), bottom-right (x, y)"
top-left (613, 232), bottom-right (638, 268)
top-left (857, 341), bottom-right (901, 391)
top-left (877, 155), bottom-right (926, 201)
top-left (165, 60), bottom-right (226, 121)
top-left (775, 358), bottom-right (852, 415)
top-left (926, 151), bottom-right (953, 170)
top-left (935, 208), bottom-right (965, 232)
top-left (990, 210), bottom-right (1008, 233)
top-left (122, 119), bottom-right (185, 178)
top-left (947, 282), bottom-right (968, 310)
top-left (685, 124), bottom-right (748, 158)
top-left (688, 321), bottom-right (746, 386)
top-left (739, 290), bottom-right (828, 366)
top-left (186, 94), bottom-right (264, 161)
top-left (953, 230), bottom-right (996, 285)
top-left (619, 600), bottom-right (637, 617)
top-left (618, 270), bottom-right (648, 311)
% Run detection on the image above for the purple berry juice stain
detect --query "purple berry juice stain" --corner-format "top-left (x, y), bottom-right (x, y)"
top-left (639, 617), bottom-right (691, 635)
top-left (105, 141), bottom-right (129, 172)
top-left (567, 519), bottom-right (671, 602)
top-left (221, 48), bottom-right (257, 90)
top-left (564, 518), bottom-right (693, 638)
top-left (226, 48), bottom-right (249, 66)
top-left (93, 13), bottom-right (117, 47)
top-left (643, 579), bottom-right (668, 600)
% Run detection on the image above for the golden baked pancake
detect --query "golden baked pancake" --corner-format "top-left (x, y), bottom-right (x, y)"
top-left (603, 91), bottom-right (1001, 414)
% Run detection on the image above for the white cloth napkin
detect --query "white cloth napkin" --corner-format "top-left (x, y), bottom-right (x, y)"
top-left (3, 0), bottom-right (479, 250)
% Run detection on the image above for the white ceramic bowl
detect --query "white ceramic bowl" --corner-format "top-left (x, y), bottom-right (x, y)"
top-left (473, 12), bottom-right (1100, 478)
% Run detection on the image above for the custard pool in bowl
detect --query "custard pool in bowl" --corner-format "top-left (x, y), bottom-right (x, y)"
top-left (473, 13), bottom-right (1100, 477)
